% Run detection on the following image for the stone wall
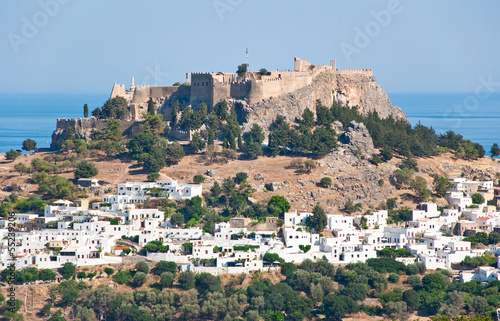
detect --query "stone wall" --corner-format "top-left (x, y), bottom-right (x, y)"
top-left (190, 73), bottom-right (214, 107)
top-left (50, 117), bottom-right (139, 150)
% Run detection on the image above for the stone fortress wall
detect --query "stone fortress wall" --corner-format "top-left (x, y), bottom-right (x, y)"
top-left (51, 57), bottom-right (398, 150)
top-left (108, 57), bottom-right (374, 115)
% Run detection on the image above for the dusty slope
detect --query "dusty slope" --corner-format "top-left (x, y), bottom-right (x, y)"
top-left (1, 149), bottom-right (500, 213)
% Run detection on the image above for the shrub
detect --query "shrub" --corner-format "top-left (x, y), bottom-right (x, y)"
top-left (147, 172), bottom-right (160, 181)
top-left (320, 177), bottom-right (332, 187)
top-left (153, 261), bottom-right (178, 276)
top-left (235, 172), bottom-right (248, 184)
top-left (160, 271), bottom-right (174, 288)
top-left (113, 270), bottom-right (132, 284)
top-left (405, 275), bottom-right (421, 287)
top-left (77, 272), bottom-right (86, 280)
top-left (193, 174), bottom-right (205, 184)
top-left (104, 268), bottom-right (114, 276)
top-left (131, 272), bottom-right (147, 287)
top-left (74, 161), bottom-right (98, 180)
top-left (179, 271), bottom-right (196, 290)
top-left (135, 261), bottom-right (150, 274)
top-left (59, 262), bottom-right (76, 279)
top-left (388, 273), bottom-right (400, 283)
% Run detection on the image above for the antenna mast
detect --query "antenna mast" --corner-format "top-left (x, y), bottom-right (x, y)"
top-left (155, 59), bottom-right (158, 87)
top-left (246, 48), bottom-right (249, 69)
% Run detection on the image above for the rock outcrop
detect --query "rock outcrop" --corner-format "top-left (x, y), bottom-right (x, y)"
top-left (338, 121), bottom-right (377, 156)
top-left (241, 69), bottom-right (406, 134)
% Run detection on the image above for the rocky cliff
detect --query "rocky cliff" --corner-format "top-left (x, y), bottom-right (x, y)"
top-left (241, 70), bottom-right (406, 133)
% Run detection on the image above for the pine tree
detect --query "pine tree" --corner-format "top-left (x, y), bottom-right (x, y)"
top-left (208, 130), bottom-right (215, 146)
top-left (147, 98), bottom-right (155, 115)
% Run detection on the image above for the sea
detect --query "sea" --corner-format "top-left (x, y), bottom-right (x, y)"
top-left (0, 92), bottom-right (499, 155)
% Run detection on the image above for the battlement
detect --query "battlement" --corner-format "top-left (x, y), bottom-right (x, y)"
top-left (336, 69), bottom-right (373, 76)
top-left (112, 57), bottom-right (375, 112)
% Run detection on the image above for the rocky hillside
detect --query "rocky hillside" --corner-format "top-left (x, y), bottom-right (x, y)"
top-left (7, 122), bottom-right (500, 214)
top-left (240, 69), bottom-right (406, 134)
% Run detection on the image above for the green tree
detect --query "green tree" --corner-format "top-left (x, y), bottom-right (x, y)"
top-left (131, 271), bottom-right (147, 287)
top-left (320, 177), bottom-right (332, 187)
top-left (300, 108), bottom-right (315, 129)
top-left (166, 142), bottom-right (185, 165)
top-left (433, 175), bottom-right (453, 197)
top-left (74, 161), bottom-right (98, 180)
top-left (39, 269), bottom-right (56, 281)
top-left (236, 63), bottom-right (248, 78)
top-left (422, 273), bottom-right (448, 291)
top-left (235, 172), bottom-right (248, 184)
top-left (193, 174), bottom-right (205, 184)
top-left (259, 68), bottom-right (268, 75)
top-left (83, 103), bottom-right (89, 118)
top-left (147, 172), bottom-right (160, 181)
top-left (94, 97), bottom-right (129, 120)
top-left (491, 143), bottom-right (500, 157)
top-left (386, 198), bottom-right (397, 210)
top-left (104, 268), bottom-right (114, 276)
top-left (58, 262), bottom-right (76, 279)
top-left (160, 271), bottom-right (174, 288)
top-left (267, 195), bottom-right (291, 218)
top-left (22, 138), bottom-right (37, 153)
top-left (306, 203), bottom-right (327, 232)
top-left (242, 139), bottom-right (263, 159)
top-left (135, 261), bottom-right (150, 274)
top-left (410, 176), bottom-right (431, 201)
top-left (147, 98), bottom-right (155, 115)
top-left (179, 271), bottom-right (196, 290)
top-left (189, 132), bottom-right (205, 153)
top-left (388, 273), bottom-right (400, 283)
top-left (112, 270), bottom-right (132, 284)
top-left (322, 294), bottom-right (358, 321)
top-left (5, 149), bottom-right (22, 160)
top-left (380, 146), bottom-right (393, 161)
top-left (471, 193), bottom-right (485, 204)
top-left (153, 261), bottom-right (177, 276)
top-left (171, 212), bottom-right (185, 227)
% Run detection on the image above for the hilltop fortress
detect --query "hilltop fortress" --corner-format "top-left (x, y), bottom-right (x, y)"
top-left (51, 57), bottom-right (406, 149)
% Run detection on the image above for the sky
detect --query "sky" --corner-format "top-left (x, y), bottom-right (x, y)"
top-left (1, 1), bottom-right (499, 94)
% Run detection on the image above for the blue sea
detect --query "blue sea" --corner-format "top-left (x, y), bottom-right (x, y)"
top-left (0, 93), bottom-right (108, 152)
top-left (389, 93), bottom-right (500, 155)
top-left (0, 92), bottom-right (499, 154)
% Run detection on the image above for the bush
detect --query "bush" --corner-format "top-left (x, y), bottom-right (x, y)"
top-left (235, 172), bottom-right (248, 184)
top-left (104, 268), bottom-right (114, 276)
top-left (147, 172), bottom-right (160, 181)
top-left (405, 275), bottom-right (421, 287)
top-left (77, 272), bottom-right (86, 279)
top-left (160, 271), bottom-right (174, 288)
top-left (153, 261), bottom-right (178, 276)
top-left (388, 273), bottom-right (400, 283)
top-left (131, 272), bottom-right (147, 287)
top-left (74, 161), bottom-right (98, 180)
top-left (113, 270), bottom-right (132, 284)
top-left (59, 262), bottom-right (76, 279)
top-left (135, 261), bottom-right (150, 274)
top-left (5, 149), bottom-right (22, 160)
top-left (320, 177), bottom-right (332, 187)
top-left (179, 271), bottom-right (196, 290)
top-left (193, 174), bottom-right (205, 184)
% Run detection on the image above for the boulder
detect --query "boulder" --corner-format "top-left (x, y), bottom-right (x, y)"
top-left (338, 121), bottom-right (377, 157)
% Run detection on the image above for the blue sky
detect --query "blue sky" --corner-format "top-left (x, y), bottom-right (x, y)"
top-left (1, 1), bottom-right (499, 94)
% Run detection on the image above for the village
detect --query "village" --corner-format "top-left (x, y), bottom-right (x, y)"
top-left (2, 177), bottom-right (500, 283)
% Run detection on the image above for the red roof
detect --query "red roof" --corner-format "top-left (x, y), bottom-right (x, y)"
top-left (476, 217), bottom-right (489, 221)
